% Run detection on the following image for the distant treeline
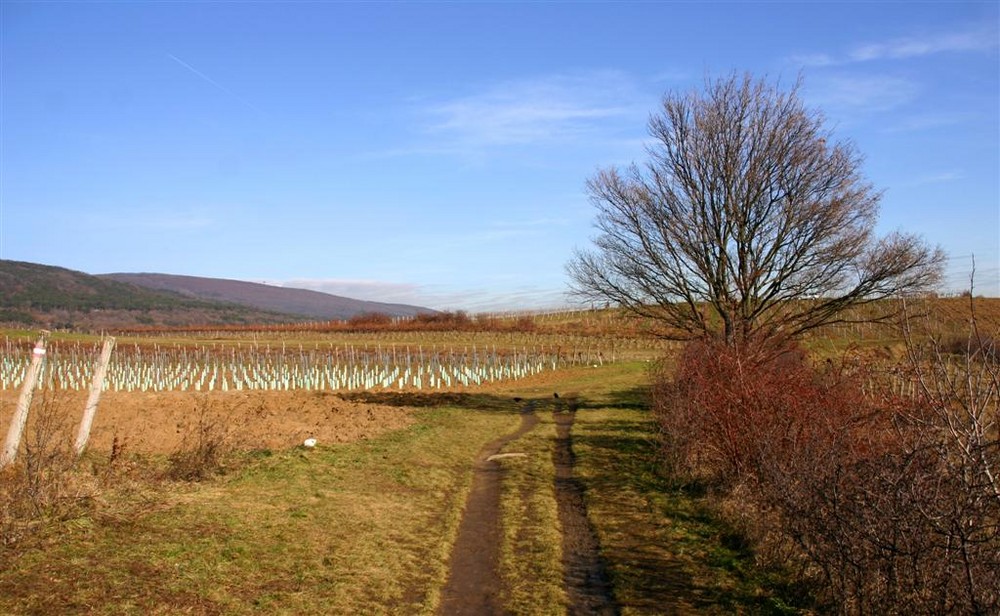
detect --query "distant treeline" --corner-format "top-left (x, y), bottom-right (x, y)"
top-left (113, 310), bottom-right (541, 335)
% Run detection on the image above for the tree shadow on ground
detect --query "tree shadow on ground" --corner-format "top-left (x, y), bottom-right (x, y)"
top-left (337, 391), bottom-right (563, 414)
top-left (577, 385), bottom-right (651, 411)
top-left (569, 388), bottom-right (808, 614)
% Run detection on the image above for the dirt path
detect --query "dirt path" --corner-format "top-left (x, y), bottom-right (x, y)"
top-left (438, 403), bottom-right (539, 615)
top-left (554, 408), bottom-right (620, 615)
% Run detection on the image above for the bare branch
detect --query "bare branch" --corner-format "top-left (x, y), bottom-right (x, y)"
top-left (567, 72), bottom-right (945, 345)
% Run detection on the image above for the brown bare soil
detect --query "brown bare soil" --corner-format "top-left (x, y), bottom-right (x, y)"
top-left (0, 367), bottom-right (590, 459)
top-left (0, 389), bottom-right (415, 455)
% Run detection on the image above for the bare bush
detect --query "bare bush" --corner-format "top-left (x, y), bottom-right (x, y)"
top-left (165, 397), bottom-right (238, 481)
top-left (654, 304), bottom-right (999, 613)
top-left (0, 393), bottom-right (95, 546)
top-left (653, 338), bottom-right (875, 486)
top-left (891, 303), bottom-right (999, 612)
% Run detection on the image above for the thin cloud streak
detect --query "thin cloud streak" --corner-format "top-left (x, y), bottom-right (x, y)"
top-left (87, 210), bottom-right (214, 231)
top-left (282, 279), bottom-right (421, 304)
top-left (282, 278), bottom-right (571, 313)
top-left (166, 53), bottom-right (263, 114)
top-left (791, 26), bottom-right (998, 67)
top-left (490, 217), bottom-right (571, 229)
top-left (883, 112), bottom-right (974, 133)
top-left (464, 217), bottom-right (573, 242)
top-left (804, 74), bottom-right (920, 114)
top-left (901, 171), bottom-right (964, 187)
top-left (415, 71), bottom-right (649, 153)
top-left (849, 28), bottom-right (997, 62)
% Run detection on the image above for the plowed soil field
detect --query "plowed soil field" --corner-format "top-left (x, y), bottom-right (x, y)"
top-left (0, 390), bottom-right (416, 454)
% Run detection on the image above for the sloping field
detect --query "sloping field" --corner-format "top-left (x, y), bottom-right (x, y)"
top-left (0, 362), bottom-right (807, 614)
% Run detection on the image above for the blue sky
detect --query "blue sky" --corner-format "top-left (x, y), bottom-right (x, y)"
top-left (1, 1), bottom-right (997, 311)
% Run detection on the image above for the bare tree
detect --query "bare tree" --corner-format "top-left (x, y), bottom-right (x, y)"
top-left (568, 73), bottom-right (944, 345)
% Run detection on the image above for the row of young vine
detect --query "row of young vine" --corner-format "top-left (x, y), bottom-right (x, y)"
top-left (0, 340), bottom-right (609, 392)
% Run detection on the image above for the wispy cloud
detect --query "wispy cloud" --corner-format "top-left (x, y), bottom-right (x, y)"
top-left (418, 285), bottom-right (570, 313)
top-left (883, 112), bottom-right (974, 133)
top-left (901, 171), bottom-right (964, 187)
top-left (791, 26), bottom-right (998, 67)
top-left (848, 28), bottom-right (997, 62)
top-left (804, 74), bottom-right (920, 114)
top-left (791, 53), bottom-right (838, 68)
top-left (281, 278), bottom-right (570, 312)
top-left (649, 69), bottom-right (691, 84)
top-left (282, 279), bottom-right (423, 305)
top-left (408, 71), bottom-right (648, 156)
top-left (415, 217), bottom-right (575, 250)
top-left (146, 215), bottom-right (214, 230)
top-left (491, 217), bottom-right (570, 229)
top-left (468, 217), bottom-right (572, 242)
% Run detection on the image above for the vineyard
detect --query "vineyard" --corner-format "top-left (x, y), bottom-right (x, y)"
top-left (0, 331), bottom-right (663, 393)
top-left (4, 297), bottom-right (996, 395)
top-left (0, 300), bottom-right (996, 614)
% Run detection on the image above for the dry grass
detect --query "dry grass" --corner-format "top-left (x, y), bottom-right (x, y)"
top-left (0, 391), bottom-right (103, 548)
top-left (497, 410), bottom-right (567, 614)
top-left (0, 358), bottom-right (817, 614)
top-left (0, 402), bottom-right (521, 614)
top-left (163, 397), bottom-right (239, 481)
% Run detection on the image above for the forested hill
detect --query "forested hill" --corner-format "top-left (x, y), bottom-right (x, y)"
top-left (0, 260), bottom-right (436, 331)
top-left (0, 260), bottom-right (302, 330)
top-left (100, 273), bottom-right (434, 321)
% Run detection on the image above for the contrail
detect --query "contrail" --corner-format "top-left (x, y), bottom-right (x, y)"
top-left (166, 53), bottom-right (262, 114)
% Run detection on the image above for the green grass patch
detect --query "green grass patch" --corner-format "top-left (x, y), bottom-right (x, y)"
top-left (571, 404), bottom-right (811, 614)
top-left (0, 405), bottom-right (521, 615)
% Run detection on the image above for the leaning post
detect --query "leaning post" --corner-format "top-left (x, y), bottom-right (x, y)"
top-left (74, 336), bottom-right (116, 457)
top-left (1, 331), bottom-right (50, 468)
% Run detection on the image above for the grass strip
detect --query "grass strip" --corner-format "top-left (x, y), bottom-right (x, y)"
top-left (572, 405), bottom-right (810, 614)
top-left (496, 411), bottom-right (566, 615)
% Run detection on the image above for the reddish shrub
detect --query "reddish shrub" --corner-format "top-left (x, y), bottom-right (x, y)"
top-left (346, 312), bottom-right (393, 330)
top-left (654, 327), bottom-right (999, 614)
top-left (654, 338), bottom-right (880, 486)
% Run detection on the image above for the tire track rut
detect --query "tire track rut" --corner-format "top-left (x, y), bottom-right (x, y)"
top-left (438, 404), bottom-right (538, 615)
top-left (439, 401), bottom-right (618, 615)
top-left (554, 408), bottom-right (620, 615)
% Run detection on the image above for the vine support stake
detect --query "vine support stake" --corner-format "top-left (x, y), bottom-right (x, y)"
top-left (1, 331), bottom-right (50, 468)
top-left (74, 336), bottom-right (116, 457)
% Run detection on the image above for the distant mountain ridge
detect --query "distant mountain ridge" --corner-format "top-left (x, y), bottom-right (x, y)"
top-left (0, 259), bottom-right (300, 329)
top-left (0, 260), bottom-right (434, 330)
top-left (98, 273), bottom-right (433, 320)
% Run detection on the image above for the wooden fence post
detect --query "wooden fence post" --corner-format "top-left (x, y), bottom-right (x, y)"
top-left (1, 332), bottom-right (50, 468)
top-left (74, 336), bottom-right (115, 457)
